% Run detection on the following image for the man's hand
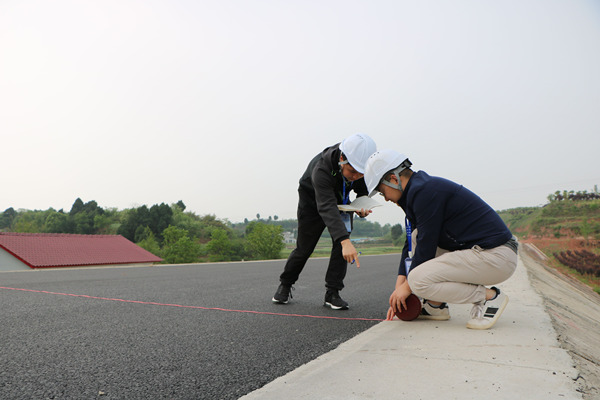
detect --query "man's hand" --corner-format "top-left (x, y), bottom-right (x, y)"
top-left (386, 306), bottom-right (397, 321)
top-left (389, 281), bottom-right (412, 317)
top-left (341, 239), bottom-right (360, 267)
top-left (354, 208), bottom-right (372, 218)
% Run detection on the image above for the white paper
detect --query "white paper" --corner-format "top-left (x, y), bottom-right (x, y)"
top-left (337, 196), bottom-right (382, 212)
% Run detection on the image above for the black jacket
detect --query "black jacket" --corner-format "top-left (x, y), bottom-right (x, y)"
top-left (297, 144), bottom-right (368, 243)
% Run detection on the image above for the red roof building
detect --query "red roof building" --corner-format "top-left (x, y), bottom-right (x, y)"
top-left (0, 232), bottom-right (162, 271)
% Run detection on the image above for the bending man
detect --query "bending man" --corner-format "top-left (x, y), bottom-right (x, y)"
top-left (272, 133), bottom-right (377, 310)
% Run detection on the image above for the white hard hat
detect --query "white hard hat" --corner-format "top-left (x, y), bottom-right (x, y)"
top-left (339, 133), bottom-right (377, 174)
top-left (365, 149), bottom-right (410, 197)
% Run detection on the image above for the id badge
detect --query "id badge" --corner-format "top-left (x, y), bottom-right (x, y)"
top-left (405, 257), bottom-right (412, 275)
top-left (340, 212), bottom-right (352, 233)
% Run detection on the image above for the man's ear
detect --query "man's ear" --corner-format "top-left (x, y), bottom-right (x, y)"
top-left (389, 174), bottom-right (399, 185)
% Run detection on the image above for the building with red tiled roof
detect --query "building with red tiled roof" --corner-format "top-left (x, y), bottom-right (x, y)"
top-left (0, 232), bottom-right (162, 271)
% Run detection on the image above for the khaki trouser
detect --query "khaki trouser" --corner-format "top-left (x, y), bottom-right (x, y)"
top-left (406, 231), bottom-right (518, 304)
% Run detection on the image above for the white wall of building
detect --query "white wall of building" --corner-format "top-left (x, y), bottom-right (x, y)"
top-left (0, 248), bottom-right (31, 271)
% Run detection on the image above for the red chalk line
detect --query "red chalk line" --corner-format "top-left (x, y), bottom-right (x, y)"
top-left (0, 286), bottom-right (384, 322)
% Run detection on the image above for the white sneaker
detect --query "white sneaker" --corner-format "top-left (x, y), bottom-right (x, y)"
top-left (466, 287), bottom-right (509, 330)
top-left (419, 301), bottom-right (450, 321)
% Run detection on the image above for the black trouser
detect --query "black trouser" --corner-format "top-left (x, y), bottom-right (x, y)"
top-left (279, 210), bottom-right (348, 291)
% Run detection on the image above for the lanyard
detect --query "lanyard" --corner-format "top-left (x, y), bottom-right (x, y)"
top-left (404, 217), bottom-right (413, 274)
top-left (342, 178), bottom-right (352, 205)
top-left (405, 217), bottom-right (413, 257)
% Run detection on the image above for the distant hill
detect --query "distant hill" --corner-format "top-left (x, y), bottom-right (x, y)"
top-left (498, 199), bottom-right (600, 240)
top-left (498, 199), bottom-right (600, 294)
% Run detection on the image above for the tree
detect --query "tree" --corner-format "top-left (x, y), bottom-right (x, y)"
top-left (171, 205), bottom-right (199, 237)
top-left (580, 219), bottom-right (592, 241)
top-left (93, 213), bottom-right (113, 234)
top-left (65, 199), bottom-right (106, 234)
top-left (391, 224), bottom-right (404, 239)
top-left (149, 203), bottom-right (173, 241)
top-left (245, 222), bottom-right (284, 260)
top-left (134, 225), bottom-right (150, 243)
top-left (391, 224), bottom-right (404, 246)
top-left (1, 207), bottom-right (17, 230)
top-left (69, 198), bottom-right (85, 216)
top-left (197, 215), bottom-right (230, 240)
top-left (13, 210), bottom-right (46, 233)
top-left (73, 211), bottom-right (95, 234)
top-left (82, 200), bottom-right (102, 215)
top-left (206, 228), bottom-right (233, 262)
top-left (45, 211), bottom-right (72, 233)
top-left (161, 226), bottom-right (201, 264)
top-left (136, 227), bottom-right (161, 257)
top-left (175, 200), bottom-right (186, 211)
top-left (353, 219), bottom-right (385, 237)
top-left (118, 205), bottom-right (151, 242)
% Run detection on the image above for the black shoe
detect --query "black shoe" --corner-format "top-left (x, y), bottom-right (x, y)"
top-left (272, 284), bottom-right (293, 304)
top-left (324, 289), bottom-right (349, 310)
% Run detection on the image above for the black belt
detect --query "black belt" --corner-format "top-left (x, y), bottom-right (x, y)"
top-left (502, 236), bottom-right (519, 254)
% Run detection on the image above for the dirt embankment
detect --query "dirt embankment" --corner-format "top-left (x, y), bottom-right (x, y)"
top-left (521, 243), bottom-right (600, 399)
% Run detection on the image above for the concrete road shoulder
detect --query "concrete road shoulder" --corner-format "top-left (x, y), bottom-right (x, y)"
top-left (241, 253), bottom-right (583, 400)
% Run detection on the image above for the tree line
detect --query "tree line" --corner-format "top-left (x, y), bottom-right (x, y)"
top-left (0, 198), bottom-right (397, 264)
top-left (547, 187), bottom-right (600, 202)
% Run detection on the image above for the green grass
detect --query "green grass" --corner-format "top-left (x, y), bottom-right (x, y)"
top-left (281, 238), bottom-right (402, 259)
top-left (498, 200), bottom-right (600, 239)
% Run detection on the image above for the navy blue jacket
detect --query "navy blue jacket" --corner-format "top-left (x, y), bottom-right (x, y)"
top-left (398, 171), bottom-right (512, 276)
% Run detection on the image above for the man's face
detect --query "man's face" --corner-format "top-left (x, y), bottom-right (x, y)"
top-left (341, 163), bottom-right (363, 182)
top-left (377, 181), bottom-right (402, 205)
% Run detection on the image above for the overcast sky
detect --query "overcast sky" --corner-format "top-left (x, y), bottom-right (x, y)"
top-left (1, 0), bottom-right (599, 227)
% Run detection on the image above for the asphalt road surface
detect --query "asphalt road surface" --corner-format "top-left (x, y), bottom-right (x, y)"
top-left (0, 253), bottom-right (400, 399)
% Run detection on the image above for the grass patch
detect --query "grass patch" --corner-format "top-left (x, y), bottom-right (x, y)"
top-left (281, 238), bottom-right (402, 259)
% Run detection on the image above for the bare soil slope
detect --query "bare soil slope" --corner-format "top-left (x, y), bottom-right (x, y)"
top-left (521, 243), bottom-right (600, 399)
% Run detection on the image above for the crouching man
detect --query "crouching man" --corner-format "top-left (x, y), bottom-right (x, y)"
top-left (364, 149), bottom-right (518, 329)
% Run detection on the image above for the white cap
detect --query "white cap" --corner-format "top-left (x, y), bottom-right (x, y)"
top-left (365, 149), bottom-right (410, 196)
top-left (339, 133), bottom-right (377, 174)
